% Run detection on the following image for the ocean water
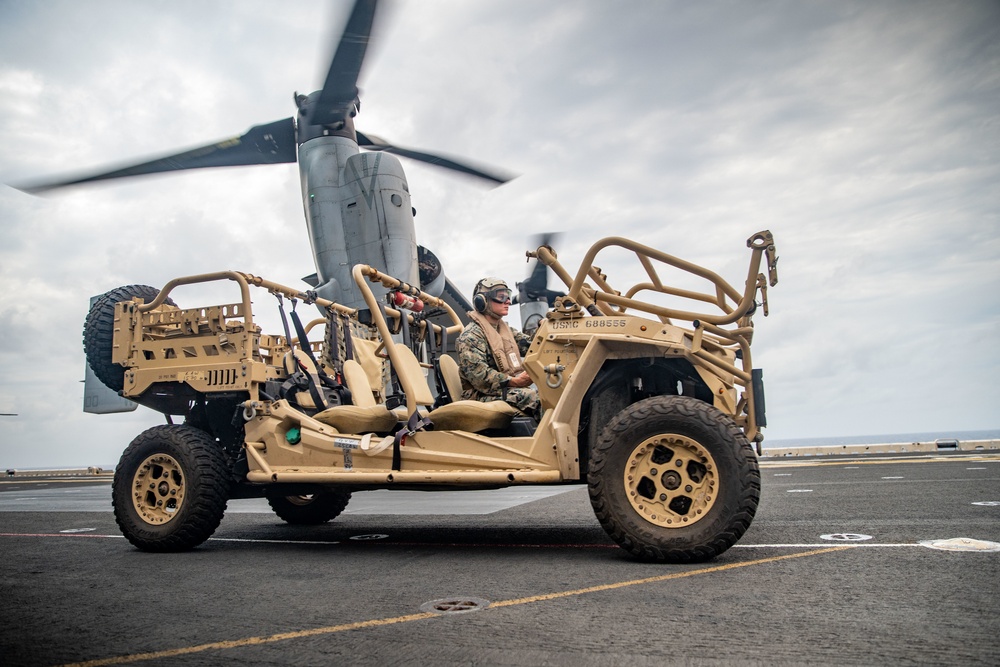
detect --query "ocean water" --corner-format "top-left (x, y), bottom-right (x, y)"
top-left (764, 429), bottom-right (1000, 449)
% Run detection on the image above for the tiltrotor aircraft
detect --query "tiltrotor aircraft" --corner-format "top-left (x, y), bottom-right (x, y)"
top-left (15, 0), bottom-right (521, 413)
top-left (16, 0), bottom-right (511, 316)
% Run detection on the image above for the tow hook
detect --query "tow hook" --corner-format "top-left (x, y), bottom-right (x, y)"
top-left (543, 364), bottom-right (566, 388)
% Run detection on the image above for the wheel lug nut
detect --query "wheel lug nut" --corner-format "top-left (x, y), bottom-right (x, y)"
top-left (659, 494), bottom-right (667, 501)
top-left (685, 485), bottom-right (692, 492)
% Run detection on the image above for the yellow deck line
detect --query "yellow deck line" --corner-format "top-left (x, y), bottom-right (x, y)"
top-left (60, 546), bottom-right (849, 667)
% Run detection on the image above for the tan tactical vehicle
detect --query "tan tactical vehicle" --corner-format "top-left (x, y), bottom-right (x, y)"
top-left (84, 231), bottom-right (778, 562)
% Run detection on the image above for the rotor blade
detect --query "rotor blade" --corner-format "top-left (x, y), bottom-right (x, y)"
top-left (14, 117), bottom-right (296, 194)
top-left (523, 233), bottom-right (564, 305)
top-left (356, 131), bottom-right (515, 186)
top-left (528, 233), bottom-right (558, 287)
top-left (526, 256), bottom-right (549, 291)
top-left (313, 0), bottom-right (379, 125)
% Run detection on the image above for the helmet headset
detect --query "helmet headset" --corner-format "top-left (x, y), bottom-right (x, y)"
top-left (472, 277), bottom-right (511, 314)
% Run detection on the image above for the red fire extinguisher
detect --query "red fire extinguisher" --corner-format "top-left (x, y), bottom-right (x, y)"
top-left (390, 290), bottom-right (424, 312)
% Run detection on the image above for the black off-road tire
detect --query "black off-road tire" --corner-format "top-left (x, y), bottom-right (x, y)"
top-left (265, 489), bottom-right (352, 525)
top-left (588, 395), bottom-right (760, 563)
top-left (112, 425), bottom-right (230, 552)
top-left (83, 284), bottom-right (175, 392)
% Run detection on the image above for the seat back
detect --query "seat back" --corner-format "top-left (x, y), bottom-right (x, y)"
top-left (342, 359), bottom-right (376, 408)
top-left (438, 354), bottom-right (465, 404)
top-left (313, 356), bottom-right (400, 434)
top-left (351, 336), bottom-right (387, 400)
top-left (281, 349), bottom-right (323, 409)
top-left (282, 348), bottom-right (316, 376)
top-left (390, 343), bottom-right (436, 413)
top-left (390, 343), bottom-right (518, 432)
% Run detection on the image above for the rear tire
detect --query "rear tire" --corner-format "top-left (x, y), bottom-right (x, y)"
top-left (266, 490), bottom-right (352, 525)
top-left (83, 285), bottom-right (175, 392)
top-left (588, 396), bottom-right (759, 563)
top-left (112, 425), bottom-right (230, 552)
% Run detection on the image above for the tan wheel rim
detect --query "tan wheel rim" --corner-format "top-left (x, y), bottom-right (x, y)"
top-left (624, 433), bottom-right (718, 528)
top-left (131, 454), bottom-right (185, 525)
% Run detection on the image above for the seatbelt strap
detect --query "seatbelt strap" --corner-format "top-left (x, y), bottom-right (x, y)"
top-left (392, 411), bottom-right (433, 471)
top-left (400, 310), bottom-right (411, 348)
top-left (376, 301), bottom-right (406, 409)
top-left (326, 309), bottom-right (342, 371)
top-left (426, 322), bottom-right (446, 398)
top-left (289, 306), bottom-right (329, 410)
top-left (276, 294), bottom-right (293, 351)
top-left (342, 313), bottom-right (355, 361)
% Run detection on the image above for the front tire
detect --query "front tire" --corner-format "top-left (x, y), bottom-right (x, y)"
top-left (588, 396), bottom-right (760, 563)
top-left (112, 425), bottom-right (230, 552)
top-left (265, 489), bottom-right (352, 525)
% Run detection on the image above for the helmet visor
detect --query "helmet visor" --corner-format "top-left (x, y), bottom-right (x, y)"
top-left (488, 288), bottom-right (511, 304)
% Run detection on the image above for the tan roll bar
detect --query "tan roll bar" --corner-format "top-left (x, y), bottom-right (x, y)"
top-left (532, 231), bottom-right (778, 327)
top-left (351, 264), bottom-right (465, 345)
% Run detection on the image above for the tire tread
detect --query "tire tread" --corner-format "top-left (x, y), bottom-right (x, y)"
top-left (588, 396), bottom-right (760, 563)
top-left (112, 425), bottom-right (229, 552)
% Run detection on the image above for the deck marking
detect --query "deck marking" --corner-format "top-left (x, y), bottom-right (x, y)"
top-left (4, 532), bottom-right (985, 550)
top-left (820, 533), bottom-right (872, 541)
top-left (733, 543), bottom-right (918, 548)
top-left (759, 453), bottom-right (1000, 469)
top-left (488, 547), bottom-right (852, 610)
top-left (56, 547), bottom-right (850, 667)
top-left (918, 537), bottom-right (1000, 552)
top-left (0, 478), bottom-right (111, 485)
top-left (208, 537), bottom-right (342, 545)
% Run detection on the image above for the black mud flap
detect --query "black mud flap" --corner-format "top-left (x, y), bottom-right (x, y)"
top-left (752, 368), bottom-right (767, 428)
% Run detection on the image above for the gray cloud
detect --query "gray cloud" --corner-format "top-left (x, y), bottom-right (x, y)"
top-left (1, 0), bottom-right (997, 467)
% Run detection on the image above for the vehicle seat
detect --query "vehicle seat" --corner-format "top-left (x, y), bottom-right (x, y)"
top-left (437, 354), bottom-right (464, 405)
top-left (350, 336), bottom-right (388, 402)
top-left (391, 343), bottom-right (518, 432)
top-left (313, 360), bottom-right (399, 433)
top-left (281, 349), bottom-right (325, 410)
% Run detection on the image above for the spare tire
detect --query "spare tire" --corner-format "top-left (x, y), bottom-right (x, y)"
top-left (83, 285), bottom-right (176, 392)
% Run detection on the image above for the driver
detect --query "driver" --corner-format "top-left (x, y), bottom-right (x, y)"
top-left (456, 277), bottom-right (540, 419)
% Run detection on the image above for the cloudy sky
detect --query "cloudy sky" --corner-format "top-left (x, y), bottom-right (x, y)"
top-left (1, 0), bottom-right (997, 468)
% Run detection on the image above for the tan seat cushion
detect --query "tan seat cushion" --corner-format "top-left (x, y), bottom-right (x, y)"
top-left (429, 400), bottom-right (519, 432)
top-left (313, 404), bottom-right (399, 434)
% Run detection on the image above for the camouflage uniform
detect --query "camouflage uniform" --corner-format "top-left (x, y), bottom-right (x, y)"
top-left (456, 320), bottom-right (540, 418)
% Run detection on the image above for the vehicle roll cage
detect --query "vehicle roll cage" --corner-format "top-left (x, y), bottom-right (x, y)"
top-left (532, 230), bottom-right (778, 328)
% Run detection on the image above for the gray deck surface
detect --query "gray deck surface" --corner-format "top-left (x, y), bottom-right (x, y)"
top-left (2, 451), bottom-right (998, 666)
